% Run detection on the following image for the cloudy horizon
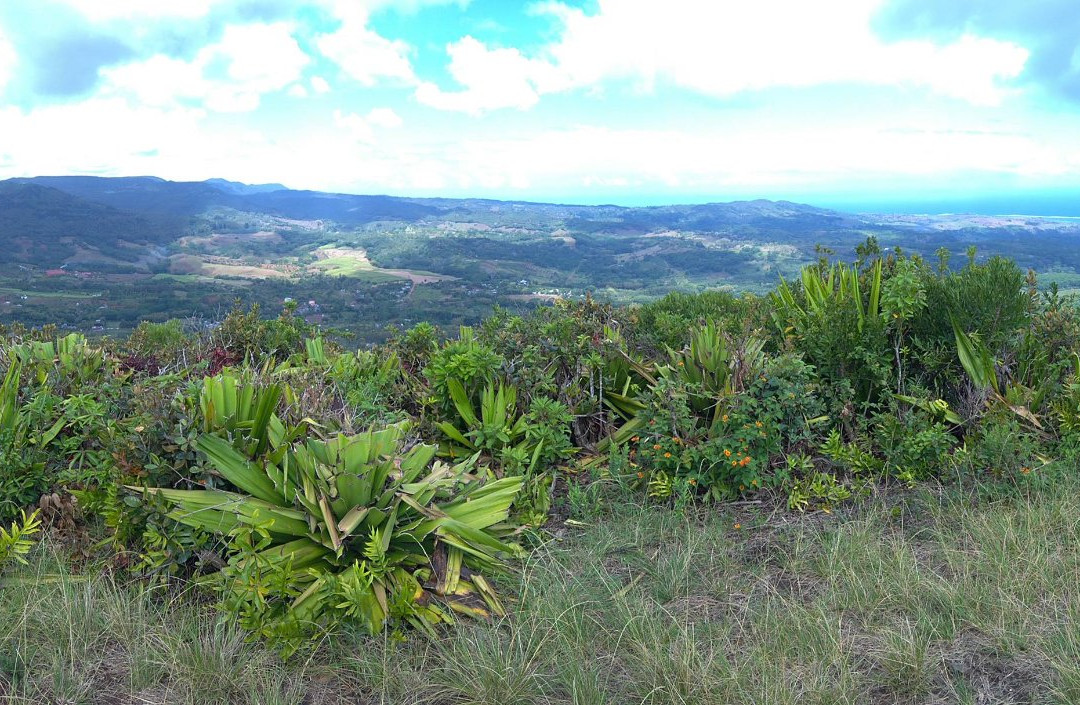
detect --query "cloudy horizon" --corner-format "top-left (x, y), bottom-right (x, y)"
top-left (1, 0), bottom-right (1079, 211)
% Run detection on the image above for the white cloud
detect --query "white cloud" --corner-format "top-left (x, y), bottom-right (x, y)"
top-left (0, 29), bottom-right (16, 92)
top-left (0, 99), bottom-right (206, 177)
top-left (316, 6), bottom-right (415, 86)
top-left (310, 76), bottom-right (331, 94)
top-left (366, 107), bottom-right (403, 128)
top-left (101, 22), bottom-right (310, 112)
top-left (288, 83), bottom-right (309, 98)
top-left (419, 0), bottom-right (1029, 113)
top-left (435, 119), bottom-right (1079, 195)
top-left (333, 107), bottom-right (403, 142)
top-left (415, 36), bottom-right (552, 113)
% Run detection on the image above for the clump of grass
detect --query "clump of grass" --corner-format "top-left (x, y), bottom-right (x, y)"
top-left (3, 477), bottom-right (1079, 703)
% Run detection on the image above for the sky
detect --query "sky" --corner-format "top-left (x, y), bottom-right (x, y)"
top-left (0, 0), bottom-right (1079, 211)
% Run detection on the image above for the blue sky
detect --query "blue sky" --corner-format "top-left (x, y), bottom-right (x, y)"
top-left (1, 0), bottom-right (1078, 211)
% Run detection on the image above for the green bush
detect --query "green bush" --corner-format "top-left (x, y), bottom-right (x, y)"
top-left (140, 373), bottom-right (524, 654)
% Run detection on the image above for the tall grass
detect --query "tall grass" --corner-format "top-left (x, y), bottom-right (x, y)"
top-left (3, 478), bottom-right (1079, 703)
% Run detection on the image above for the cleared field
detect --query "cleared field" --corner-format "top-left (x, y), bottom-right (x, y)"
top-left (308, 247), bottom-right (454, 284)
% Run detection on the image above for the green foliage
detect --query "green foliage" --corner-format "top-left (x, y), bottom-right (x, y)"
top-left (435, 379), bottom-right (573, 478)
top-left (140, 374), bottom-right (524, 654)
top-left (786, 471), bottom-right (852, 512)
top-left (6, 237), bottom-right (1080, 659)
top-left (632, 290), bottom-right (769, 353)
top-left (0, 508), bottom-right (41, 569)
top-left (771, 259), bottom-right (890, 403)
top-left (424, 328), bottom-right (504, 413)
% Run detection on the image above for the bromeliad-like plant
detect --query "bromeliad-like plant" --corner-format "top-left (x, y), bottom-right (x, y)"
top-left (952, 317), bottom-right (1045, 430)
top-left (659, 321), bottom-right (766, 431)
top-left (436, 379), bottom-right (538, 471)
top-left (140, 374), bottom-right (523, 653)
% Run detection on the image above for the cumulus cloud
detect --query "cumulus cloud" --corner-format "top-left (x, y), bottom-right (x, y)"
top-left (418, 0), bottom-right (1029, 113)
top-left (416, 37), bottom-right (553, 113)
top-left (310, 76), bottom-right (331, 94)
top-left (101, 22), bottom-right (310, 112)
top-left (316, 5), bottom-right (416, 86)
top-left (874, 0), bottom-right (1080, 101)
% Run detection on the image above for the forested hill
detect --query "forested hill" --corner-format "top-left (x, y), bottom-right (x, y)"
top-left (6, 175), bottom-right (847, 229)
top-left (3, 174), bottom-right (1080, 340)
top-left (0, 181), bottom-right (183, 267)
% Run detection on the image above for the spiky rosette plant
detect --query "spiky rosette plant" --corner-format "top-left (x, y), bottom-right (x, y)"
top-left (140, 373), bottom-right (523, 653)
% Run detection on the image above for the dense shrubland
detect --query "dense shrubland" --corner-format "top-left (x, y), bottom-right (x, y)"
top-left (2, 241), bottom-right (1080, 665)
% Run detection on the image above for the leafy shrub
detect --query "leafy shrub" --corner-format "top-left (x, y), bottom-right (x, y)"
top-left (910, 254), bottom-right (1030, 392)
top-left (954, 416), bottom-right (1056, 497)
top-left (870, 405), bottom-right (957, 484)
top-left (141, 374), bottom-right (524, 654)
top-left (771, 260), bottom-right (890, 405)
top-left (424, 327), bottom-right (504, 413)
top-left (0, 509), bottom-right (41, 569)
top-left (326, 349), bottom-right (408, 427)
top-left (634, 377), bottom-right (781, 500)
top-left (632, 290), bottom-right (769, 353)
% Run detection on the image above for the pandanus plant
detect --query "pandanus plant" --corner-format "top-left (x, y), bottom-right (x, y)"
top-left (140, 373), bottom-right (523, 649)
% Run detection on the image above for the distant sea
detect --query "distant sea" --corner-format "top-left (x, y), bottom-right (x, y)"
top-left (816, 192), bottom-right (1080, 217)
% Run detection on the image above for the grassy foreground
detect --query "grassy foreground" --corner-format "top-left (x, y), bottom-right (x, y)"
top-left (3, 477), bottom-right (1079, 705)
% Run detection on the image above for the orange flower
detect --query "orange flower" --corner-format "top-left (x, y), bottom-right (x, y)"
top-left (755, 421), bottom-right (763, 428)
top-left (722, 414), bottom-right (729, 423)
top-left (731, 460), bottom-right (738, 466)
top-left (653, 444), bottom-right (662, 450)
top-left (739, 484), bottom-right (746, 491)
top-left (723, 449), bottom-right (732, 457)
top-left (734, 523), bottom-right (742, 530)
top-left (664, 452), bottom-right (672, 458)
top-left (637, 471), bottom-right (645, 479)
top-left (689, 478), bottom-right (697, 485)
top-left (1021, 466), bottom-right (1032, 475)
top-left (672, 437), bottom-right (681, 444)
top-left (631, 436), bottom-right (640, 442)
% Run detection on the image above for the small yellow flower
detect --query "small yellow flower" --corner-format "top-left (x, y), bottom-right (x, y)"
top-left (677, 361), bottom-right (685, 366)
top-left (755, 421), bottom-right (763, 428)
top-left (672, 436), bottom-right (681, 444)
top-left (739, 484), bottom-right (746, 491)
top-left (734, 523), bottom-right (741, 530)
top-left (664, 452), bottom-right (672, 458)
top-left (721, 414), bottom-right (729, 423)
top-left (689, 478), bottom-right (697, 485)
